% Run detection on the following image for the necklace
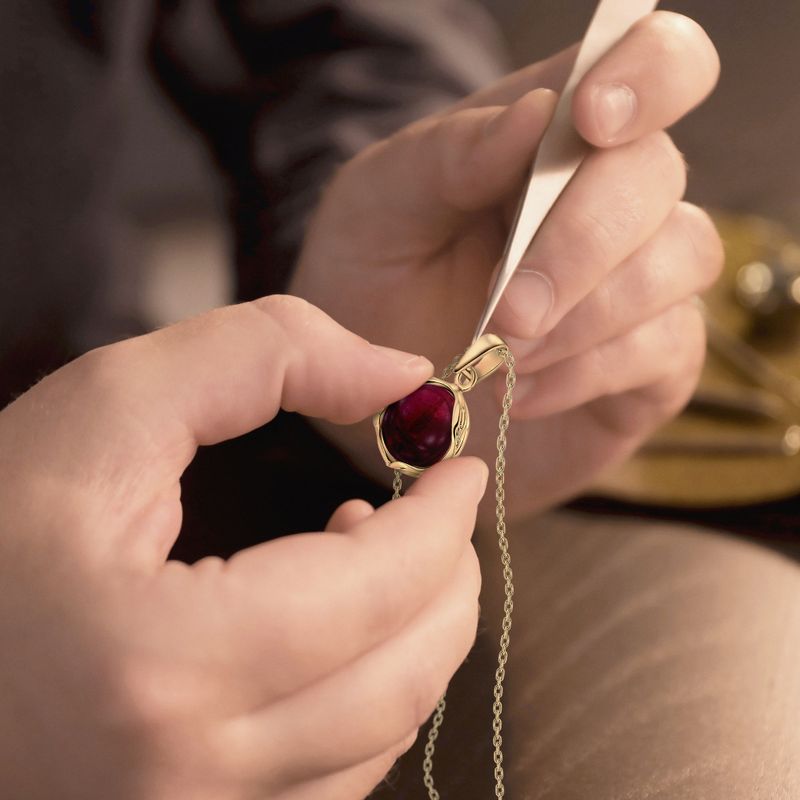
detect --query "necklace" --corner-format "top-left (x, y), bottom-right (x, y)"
top-left (374, 334), bottom-right (517, 799)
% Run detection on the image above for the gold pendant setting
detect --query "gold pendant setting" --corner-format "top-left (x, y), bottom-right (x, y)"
top-left (374, 334), bottom-right (508, 477)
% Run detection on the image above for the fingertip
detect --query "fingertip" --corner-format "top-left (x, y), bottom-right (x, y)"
top-left (439, 87), bottom-right (558, 212)
top-left (484, 87), bottom-right (558, 142)
top-left (326, 498), bottom-right (376, 532)
top-left (410, 456), bottom-right (489, 504)
top-left (369, 344), bottom-right (433, 374)
top-left (573, 11), bottom-right (720, 147)
top-left (516, 87), bottom-right (560, 123)
top-left (325, 342), bottom-right (434, 425)
top-left (460, 456), bottom-right (490, 500)
top-left (473, 457), bottom-right (490, 498)
top-left (492, 268), bottom-right (555, 340)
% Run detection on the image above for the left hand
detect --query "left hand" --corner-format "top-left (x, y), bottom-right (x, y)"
top-left (290, 11), bottom-right (723, 520)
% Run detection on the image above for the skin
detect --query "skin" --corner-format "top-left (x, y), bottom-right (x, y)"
top-left (290, 11), bottom-right (725, 522)
top-left (0, 11), bottom-right (723, 799)
top-left (0, 297), bottom-right (487, 799)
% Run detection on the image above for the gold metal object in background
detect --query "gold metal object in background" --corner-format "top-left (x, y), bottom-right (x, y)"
top-left (594, 212), bottom-right (800, 507)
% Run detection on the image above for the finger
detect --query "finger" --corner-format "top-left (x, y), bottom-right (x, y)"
top-left (573, 12), bottom-right (720, 146)
top-left (508, 302), bottom-right (705, 419)
top-left (490, 130), bottom-right (686, 340)
top-left (188, 457), bottom-right (487, 705)
top-left (272, 731), bottom-right (417, 800)
top-left (499, 367), bottom-right (705, 514)
top-left (226, 546), bottom-right (480, 787)
top-left (344, 88), bottom-right (556, 228)
top-left (452, 44), bottom-right (578, 110)
top-left (454, 12), bottom-right (718, 145)
top-left (324, 499), bottom-right (375, 533)
top-left (1, 296), bottom-right (433, 539)
top-left (512, 203), bottom-right (723, 372)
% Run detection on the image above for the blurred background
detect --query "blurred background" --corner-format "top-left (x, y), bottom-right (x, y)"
top-left (7, 2), bottom-right (798, 332)
top-left (2, 0), bottom-right (799, 552)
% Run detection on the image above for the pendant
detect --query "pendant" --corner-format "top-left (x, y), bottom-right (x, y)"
top-left (374, 333), bottom-right (509, 477)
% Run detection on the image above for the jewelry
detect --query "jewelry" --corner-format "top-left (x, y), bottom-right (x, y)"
top-left (374, 333), bottom-right (517, 799)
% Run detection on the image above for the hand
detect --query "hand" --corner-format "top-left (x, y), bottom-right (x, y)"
top-left (0, 295), bottom-right (488, 800)
top-left (290, 12), bottom-right (724, 519)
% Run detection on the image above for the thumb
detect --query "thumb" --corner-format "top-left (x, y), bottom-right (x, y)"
top-left (0, 296), bottom-right (433, 555)
top-left (358, 88), bottom-right (557, 222)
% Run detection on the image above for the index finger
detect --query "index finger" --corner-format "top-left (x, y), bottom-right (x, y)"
top-left (189, 456), bottom-right (488, 704)
top-left (573, 11), bottom-right (719, 145)
top-left (0, 296), bottom-right (433, 550)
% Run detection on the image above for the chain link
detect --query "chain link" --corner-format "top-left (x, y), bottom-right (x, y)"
top-left (420, 348), bottom-right (516, 799)
top-left (392, 469), bottom-right (403, 500)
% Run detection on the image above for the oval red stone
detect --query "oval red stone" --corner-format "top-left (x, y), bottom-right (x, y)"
top-left (380, 382), bottom-right (455, 468)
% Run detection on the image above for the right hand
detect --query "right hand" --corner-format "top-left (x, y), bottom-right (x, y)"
top-left (0, 294), bottom-right (488, 800)
top-left (290, 12), bottom-right (722, 521)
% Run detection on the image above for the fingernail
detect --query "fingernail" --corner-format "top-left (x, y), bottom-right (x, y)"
top-left (592, 83), bottom-right (636, 143)
top-left (370, 344), bottom-right (431, 369)
top-left (505, 270), bottom-right (554, 338)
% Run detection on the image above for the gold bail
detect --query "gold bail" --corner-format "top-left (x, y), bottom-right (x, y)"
top-left (452, 333), bottom-right (508, 392)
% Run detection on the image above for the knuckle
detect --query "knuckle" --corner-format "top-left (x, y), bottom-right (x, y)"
top-left (69, 342), bottom-right (134, 397)
top-left (397, 567), bottom-right (481, 732)
top-left (248, 295), bottom-right (318, 361)
top-left (451, 551), bottom-right (483, 653)
top-left (98, 657), bottom-right (234, 790)
top-left (104, 658), bottom-right (181, 733)
top-left (60, 341), bottom-right (149, 426)
top-left (658, 303), bottom-right (707, 392)
top-left (632, 12), bottom-right (720, 97)
top-left (551, 203), bottom-right (620, 275)
top-left (404, 669), bottom-right (448, 733)
top-left (434, 111), bottom-right (486, 211)
top-left (674, 202), bottom-right (725, 290)
top-left (642, 131), bottom-right (687, 198)
top-left (250, 293), bottom-right (315, 329)
top-left (635, 11), bottom-right (708, 60)
top-left (358, 575), bottom-right (411, 644)
top-left (460, 545), bottom-right (483, 611)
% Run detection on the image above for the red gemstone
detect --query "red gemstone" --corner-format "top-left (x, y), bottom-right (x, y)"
top-left (380, 382), bottom-right (456, 468)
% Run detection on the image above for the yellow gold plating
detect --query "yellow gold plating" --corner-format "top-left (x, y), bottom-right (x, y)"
top-left (373, 377), bottom-right (469, 478)
top-left (390, 344), bottom-right (517, 800)
top-left (452, 333), bottom-right (508, 391)
top-left (374, 335), bottom-right (509, 476)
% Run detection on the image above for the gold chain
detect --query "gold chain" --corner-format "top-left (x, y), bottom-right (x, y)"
top-left (392, 348), bottom-right (516, 799)
top-left (392, 469), bottom-right (404, 500)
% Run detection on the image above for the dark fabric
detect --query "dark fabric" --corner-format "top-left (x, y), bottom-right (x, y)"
top-left (145, 0), bottom-right (508, 552)
top-left (173, 411), bottom-right (394, 561)
top-left (0, 0), bottom-right (504, 402)
top-left (148, 0), bottom-right (507, 300)
top-left (0, 0), bottom-right (506, 552)
top-left (4, 7), bottom-right (800, 798)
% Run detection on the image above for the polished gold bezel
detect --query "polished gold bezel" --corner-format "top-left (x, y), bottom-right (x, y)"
top-left (373, 377), bottom-right (470, 477)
